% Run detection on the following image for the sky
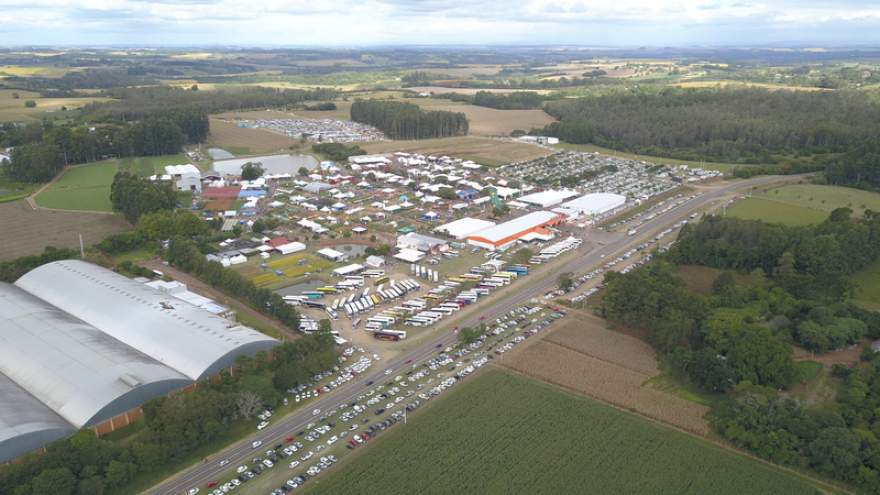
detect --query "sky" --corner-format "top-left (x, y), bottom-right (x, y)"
top-left (1, 0), bottom-right (879, 47)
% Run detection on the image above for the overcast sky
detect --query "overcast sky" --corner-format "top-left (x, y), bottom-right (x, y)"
top-left (1, 0), bottom-right (879, 46)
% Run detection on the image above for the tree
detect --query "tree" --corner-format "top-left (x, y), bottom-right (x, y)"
top-left (458, 326), bottom-right (482, 345)
top-left (30, 467), bottom-right (75, 495)
top-left (240, 162), bottom-right (264, 180)
top-left (5, 142), bottom-right (64, 182)
top-left (318, 319), bottom-right (333, 334)
top-left (297, 166), bottom-right (309, 177)
top-left (23, 100), bottom-right (36, 108)
top-left (234, 390), bottom-right (263, 420)
top-left (104, 460), bottom-right (137, 489)
top-left (557, 272), bottom-right (574, 291)
top-left (110, 171), bottom-right (177, 223)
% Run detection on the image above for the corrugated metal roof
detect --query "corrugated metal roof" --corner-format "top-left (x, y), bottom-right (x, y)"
top-left (14, 260), bottom-right (278, 381)
top-left (0, 283), bottom-right (190, 428)
top-left (0, 372), bottom-right (74, 464)
top-left (467, 211), bottom-right (562, 243)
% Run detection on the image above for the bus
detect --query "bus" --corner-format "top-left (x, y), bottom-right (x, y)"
top-left (375, 276), bottom-right (390, 285)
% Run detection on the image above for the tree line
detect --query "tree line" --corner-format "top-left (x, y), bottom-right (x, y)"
top-left (312, 142), bottom-right (366, 162)
top-left (0, 332), bottom-right (337, 495)
top-left (350, 100), bottom-right (468, 140)
top-left (599, 212), bottom-right (880, 492)
top-left (542, 87), bottom-right (880, 165)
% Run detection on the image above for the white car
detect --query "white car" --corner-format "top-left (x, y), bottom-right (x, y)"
top-left (187, 489), bottom-right (200, 495)
top-left (289, 460), bottom-right (300, 469)
top-left (262, 459), bottom-right (274, 468)
top-left (312, 408), bottom-right (321, 416)
top-left (236, 465), bottom-right (248, 474)
top-left (257, 421), bottom-right (269, 430)
top-left (384, 369), bottom-right (393, 375)
top-left (251, 440), bottom-right (262, 449)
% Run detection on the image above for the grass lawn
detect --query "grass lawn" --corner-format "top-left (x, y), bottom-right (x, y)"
top-left (35, 154), bottom-right (188, 212)
top-left (0, 88), bottom-right (110, 122)
top-left (751, 183), bottom-right (880, 217)
top-left (553, 141), bottom-right (759, 174)
top-left (0, 174), bottom-right (39, 203)
top-left (850, 260), bottom-right (880, 311)
top-left (302, 368), bottom-right (832, 495)
top-left (234, 252), bottom-right (334, 289)
top-left (725, 197), bottom-right (828, 226)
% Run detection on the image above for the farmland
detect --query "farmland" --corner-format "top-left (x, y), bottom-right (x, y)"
top-left (0, 88), bottom-right (110, 122)
top-left (406, 97), bottom-right (556, 136)
top-left (749, 183), bottom-right (880, 217)
top-left (361, 136), bottom-right (551, 167)
top-left (208, 118), bottom-right (306, 154)
top-left (725, 197), bottom-right (829, 226)
top-left (303, 369), bottom-right (826, 495)
top-left (35, 154), bottom-right (188, 212)
top-left (0, 200), bottom-right (130, 261)
top-left (500, 312), bottom-right (709, 435)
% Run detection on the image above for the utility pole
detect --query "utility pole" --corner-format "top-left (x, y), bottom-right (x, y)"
top-left (79, 234), bottom-right (84, 258)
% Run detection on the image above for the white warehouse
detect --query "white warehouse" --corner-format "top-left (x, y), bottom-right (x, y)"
top-left (553, 193), bottom-right (627, 218)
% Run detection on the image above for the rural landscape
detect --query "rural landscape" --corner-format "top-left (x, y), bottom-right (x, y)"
top-left (2, 3), bottom-right (880, 495)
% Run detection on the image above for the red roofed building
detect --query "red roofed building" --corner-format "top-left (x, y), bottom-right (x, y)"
top-left (266, 237), bottom-right (290, 248)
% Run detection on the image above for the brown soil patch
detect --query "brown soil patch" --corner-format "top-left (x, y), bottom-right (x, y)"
top-left (204, 198), bottom-right (235, 211)
top-left (792, 343), bottom-right (866, 368)
top-left (500, 314), bottom-right (709, 436)
top-left (208, 119), bottom-right (302, 154)
top-left (0, 200), bottom-right (130, 261)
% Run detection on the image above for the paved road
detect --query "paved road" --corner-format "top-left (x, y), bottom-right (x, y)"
top-left (147, 175), bottom-right (790, 495)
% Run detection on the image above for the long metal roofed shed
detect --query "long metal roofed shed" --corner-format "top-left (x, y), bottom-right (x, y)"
top-left (14, 260), bottom-right (278, 381)
top-left (0, 372), bottom-right (75, 464)
top-left (466, 211), bottom-right (565, 250)
top-left (0, 283), bottom-right (191, 429)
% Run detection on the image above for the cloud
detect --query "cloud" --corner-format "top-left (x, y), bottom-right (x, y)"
top-left (0, 0), bottom-right (878, 45)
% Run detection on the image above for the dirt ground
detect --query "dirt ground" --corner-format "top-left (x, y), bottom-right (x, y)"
top-left (500, 311), bottom-right (710, 435)
top-left (362, 136), bottom-right (551, 167)
top-left (208, 118), bottom-right (304, 154)
top-left (792, 343), bottom-right (866, 368)
top-left (404, 98), bottom-right (556, 136)
top-left (0, 200), bottom-right (130, 261)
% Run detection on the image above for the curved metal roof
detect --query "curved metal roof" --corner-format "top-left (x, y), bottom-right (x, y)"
top-left (0, 373), bottom-right (75, 464)
top-left (14, 260), bottom-right (278, 381)
top-left (0, 283), bottom-right (191, 428)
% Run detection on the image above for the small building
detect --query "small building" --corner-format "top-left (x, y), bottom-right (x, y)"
top-left (397, 232), bottom-right (448, 253)
top-left (317, 248), bottom-right (347, 262)
top-left (332, 263), bottom-right (365, 277)
top-left (304, 182), bottom-right (332, 194)
top-left (365, 255), bottom-right (386, 268)
top-left (165, 164), bottom-right (202, 193)
top-left (394, 248), bottom-right (425, 263)
top-left (276, 242), bottom-right (306, 255)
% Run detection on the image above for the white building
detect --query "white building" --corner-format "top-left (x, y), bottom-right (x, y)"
top-left (164, 164), bottom-right (202, 193)
top-left (434, 217), bottom-right (497, 240)
top-left (317, 248), bottom-right (347, 262)
top-left (518, 189), bottom-right (579, 208)
top-left (553, 193), bottom-right (627, 218)
top-left (396, 232), bottom-right (448, 253)
top-left (365, 255), bottom-right (386, 268)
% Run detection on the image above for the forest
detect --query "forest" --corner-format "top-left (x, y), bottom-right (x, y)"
top-left (543, 88), bottom-right (880, 164)
top-left (599, 212), bottom-right (880, 492)
top-left (350, 100), bottom-right (468, 140)
top-left (471, 91), bottom-right (546, 109)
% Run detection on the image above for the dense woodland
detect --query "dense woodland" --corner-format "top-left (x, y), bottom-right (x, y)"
top-left (0, 332), bottom-right (337, 495)
top-left (471, 91), bottom-right (547, 109)
top-left (109, 172), bottom-right (179, 223)
top-left (350, 100), bottom-right (468, 140)
top-left (824, 141), bottom-right (880, 191)
top-left (600, 213), bottom-right (880, 492)
top-left (543, 88), bottom-right (880, 164)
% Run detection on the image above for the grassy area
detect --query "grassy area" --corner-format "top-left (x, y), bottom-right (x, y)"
top-left (0, 174), bottom-right (39, 202)
top-left (725, 197), bottom-right (829, 226)
top-left (850, 260), bottom-right (880, 311)
top-left (34, 154), bottom-right (187, 211)
top-left (750, 183), bottom-right (880, 217)
top-left (235, 310), bottom-right (283, 340)
top-left (645, 371), bottom-right (720, 408)
top-left (303, 368), bottom-right (830, 495)
top-left (553, 141), bottom-right (758, 174)
top-left (234, 252), bottom-right (334, 289)
top-left (0, 88), bottom-right (110, 122)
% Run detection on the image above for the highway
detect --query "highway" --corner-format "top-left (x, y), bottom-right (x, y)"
top-left (147, 174), bottom-right (790, 495)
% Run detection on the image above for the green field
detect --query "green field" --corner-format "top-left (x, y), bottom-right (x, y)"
top-left (726, 197), bottom-right (828, 226)
top-left (35, 154), bottom-right (188, 211)
top-left (751, 183), bottom-right (880, 217)
top-left (303, 369), bottom-right (827, 495)
top-left (234, 252), bottom-right (333, 289)
top-left (850, 260), bottom-right (880, 311)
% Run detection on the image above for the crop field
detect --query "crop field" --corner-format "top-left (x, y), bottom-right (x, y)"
top-left (673, 79), bottom-right (831, 92)
top-left (404, 97), bottom-right (556, 136)
top-left (0, 89), bottom-right (110, 122)
top-left (726, 197), bottom-right (829, 226)
top-left (850, 260), bottom-right (880, 311)
top-left (751, 183), bottom-right (880, 217)
top-left (545, 313), bottom-right (659, 376)
top-left (406, 86), bottom-right (556, 95)
top-left (208, 118), bottom-right (304, 154)
top-left (234, 252), bottom-right (333, 289)
top-left (302, 369), bottom-right (826, 495)
top-left (0, 200), bottom-right (130, 260)
top-left (362, 136), bottom-right (550, 167)
top-left (35, 154), bottom-right (188, 212)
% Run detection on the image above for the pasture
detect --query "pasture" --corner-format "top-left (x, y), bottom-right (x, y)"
top-left (362, 136), bottom-right (550, 167)
top-left (0, 200), bottom-right (129, 261)
top-left (403, 97), bottom-right (556, 136)
top-left (0, 89), bottom-right (109, 122)
top-left (208, 118), bottom-right (306, 154)
top-left (35, 154), bottom-right (187, 212)
top-left (725, 197), bottom-right (828, 226)
top-left (750, 183), bottom-right (880, 217)
top-left (303, 369), bottom-right (827, 495)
